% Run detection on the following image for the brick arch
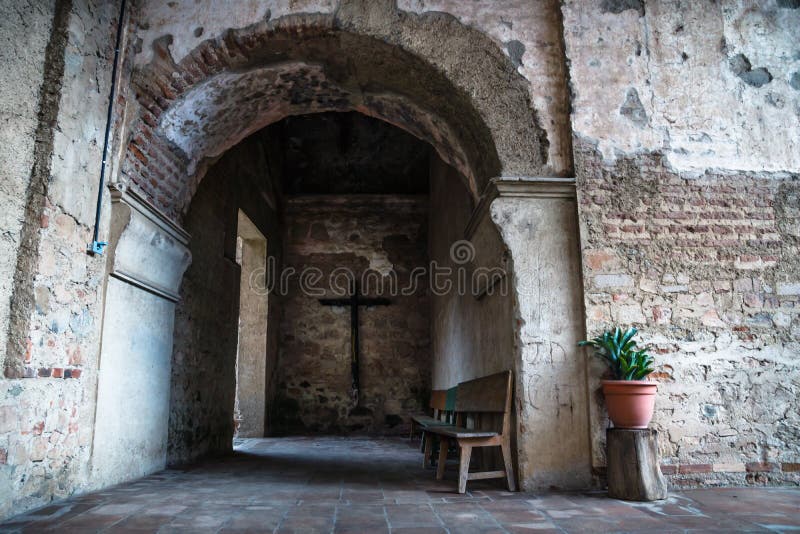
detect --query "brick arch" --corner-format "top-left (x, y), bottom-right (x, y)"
top-left (120, 6), bottom-right (549, 219)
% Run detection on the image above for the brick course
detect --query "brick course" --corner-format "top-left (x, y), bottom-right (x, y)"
top-left (576, 138), bottom-right (800, 483)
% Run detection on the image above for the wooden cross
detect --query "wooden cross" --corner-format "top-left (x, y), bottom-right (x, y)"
top-left (318, 280), bottom-right (390, 405)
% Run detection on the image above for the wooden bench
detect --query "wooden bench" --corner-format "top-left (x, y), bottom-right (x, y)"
top-left (410, 389), bottom-right (447, 438)
top-left (411, 387), bottom-right (457, 468)
top-left (426, 370), bottom-right (516, 493)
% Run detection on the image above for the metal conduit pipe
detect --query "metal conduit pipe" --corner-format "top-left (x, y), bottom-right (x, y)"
top-left (88, 0), bottom-right (126, 256)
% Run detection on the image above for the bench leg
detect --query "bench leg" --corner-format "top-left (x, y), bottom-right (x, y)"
top-left (500, 439), bottom-right (516, 492)
top-left (457, 443), bottom-right (472, 494)
top-left (436, 437), bottom-right (449, 481)
top-left (422, 433), bottom-right (433, 468)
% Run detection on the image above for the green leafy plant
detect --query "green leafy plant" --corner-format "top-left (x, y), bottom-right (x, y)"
top-left (578, 327), bottom-right (654, 380)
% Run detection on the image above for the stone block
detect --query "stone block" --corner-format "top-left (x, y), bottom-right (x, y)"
top-left (0, 406), bottom-right (18, 434)
top-left (594, 274), bottom-right (634, 289)
top-left (776, 283), bottom-right (800, 296)
top-left (713, 463), bottom-right (745, 473)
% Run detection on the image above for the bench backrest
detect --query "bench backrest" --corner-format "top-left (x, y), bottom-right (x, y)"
top-left (429, 390), bottom-right (447, 411)
top-left (429, 386), bottom-right (458, 423)
top-left (445, 386), bottom-right (458, 412)
top-left (454, 370), bottom-right (513, 437)
top-left (454, 370), bottom-right (512, 413)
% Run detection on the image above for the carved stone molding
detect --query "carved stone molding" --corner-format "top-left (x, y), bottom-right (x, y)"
top-left (106, 184), bottom-right (192, 302)
top-left (465, 177), bottom-right (576, 239)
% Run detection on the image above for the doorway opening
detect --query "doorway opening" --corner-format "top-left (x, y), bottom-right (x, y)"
top-left (171, 111), bottom-right (505, 459)
top-left (233, 210), bottom-right (269, 438)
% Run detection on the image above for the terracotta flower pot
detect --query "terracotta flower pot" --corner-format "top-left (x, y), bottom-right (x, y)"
top-left (601, 379), bottom-right (657, 429)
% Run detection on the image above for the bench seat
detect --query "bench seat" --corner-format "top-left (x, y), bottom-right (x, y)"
top-left (410, 415), bottom-right (451, 427)
top-left (425, 426), bottom-right (499, 439)
top-left (431, 370), bottom-right (516, 493)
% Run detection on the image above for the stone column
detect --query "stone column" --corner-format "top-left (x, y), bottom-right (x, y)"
top-left (475, 177), bottom-right (591, 490)
top-left (89, 185), bottom-right (191, 489)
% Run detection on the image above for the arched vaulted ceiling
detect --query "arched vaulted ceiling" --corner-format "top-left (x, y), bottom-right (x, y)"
top-left (120, 2), bottom-right (549, 219)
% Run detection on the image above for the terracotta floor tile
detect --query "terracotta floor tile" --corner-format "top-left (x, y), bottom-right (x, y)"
top-left (1, 437), bottom-right (798, 534)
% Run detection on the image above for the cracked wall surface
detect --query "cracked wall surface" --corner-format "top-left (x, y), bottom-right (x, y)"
top-left (562, 0), bottom-right (800, 173)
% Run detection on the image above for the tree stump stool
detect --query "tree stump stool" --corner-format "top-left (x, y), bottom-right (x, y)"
top-left (606, 428), bottom-right (668, 501)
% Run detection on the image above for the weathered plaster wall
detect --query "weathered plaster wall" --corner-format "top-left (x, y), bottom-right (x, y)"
top-left (275, 196), bottom-right (430, 435)
top-left (169, 134), bottom-right (283, 465)
top-left (0, 0), bottom-right (119, 519)
top-left (490, 186), bottom-right (592, 491)
top-left (428, 158), bottom-right (515, 389)
top-left (0, 0), bottom-right (54, 368)
top-left (562, 0), bottom-right (800, 173)
top-left (563, 1), bottom-right (800, 485)
top-left (575, 141), bottom-right (800, 486)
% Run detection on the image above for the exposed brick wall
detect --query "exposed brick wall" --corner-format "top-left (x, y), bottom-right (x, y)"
top-left (575, 138), bottom-right (800, 486)
top-left (274, 196), bottom-right (431, 435)
top-left (119, 17), bottom-right (502, 219)
top-left (595, 461), bottom-right (800, 488)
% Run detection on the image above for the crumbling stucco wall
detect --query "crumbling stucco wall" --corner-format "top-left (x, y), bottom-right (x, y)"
top-left (169, 135), bottom-right (283, 465)
top-left (0, 0), bottom-right (119, 519)
top-left (563, 0), bottom-right (799, 174)
top-left (563, 1), bottom-right (800, 485)
top-left (275, 196), bottom-right (430, 435)
top-left (0, 0), bottom-right (54, 370)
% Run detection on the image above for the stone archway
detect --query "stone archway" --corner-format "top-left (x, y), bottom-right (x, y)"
top-left (117, 2), bottom-right (549, 218)
top-left (95, 0), bottom-right (590, 492)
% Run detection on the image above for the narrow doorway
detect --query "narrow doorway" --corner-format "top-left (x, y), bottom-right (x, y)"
top-left (233, 210), bottom-right (269, 438)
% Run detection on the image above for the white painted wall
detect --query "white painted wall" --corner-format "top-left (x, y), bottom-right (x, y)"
top-left (89, 190), bottom-right (190, 488)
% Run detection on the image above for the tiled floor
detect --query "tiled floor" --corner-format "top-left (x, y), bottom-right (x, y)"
top-left (2, 436), bottom-right (799, 533)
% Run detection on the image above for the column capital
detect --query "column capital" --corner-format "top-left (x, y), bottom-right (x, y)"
top-left (465, 176), bottom-right (576, 239)
top-left (106, 183), bottom-right (192, 302)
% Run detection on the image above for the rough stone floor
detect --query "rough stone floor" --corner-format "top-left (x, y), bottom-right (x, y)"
top-left (2, 437), bottom-right (800, 533)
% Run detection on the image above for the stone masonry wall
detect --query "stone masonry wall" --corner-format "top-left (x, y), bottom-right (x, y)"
top-left (275, 196), bottom-right (430, 435)
top-left (576, 140), bottom-right (800, 486)
top-left (563, 1), bottom-right (800, 487)
top-left (0, 0), bottom-right (119, 519)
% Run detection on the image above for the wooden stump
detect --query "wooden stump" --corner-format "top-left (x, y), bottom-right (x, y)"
top-left (606, 429), bottom-right (668, 501)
